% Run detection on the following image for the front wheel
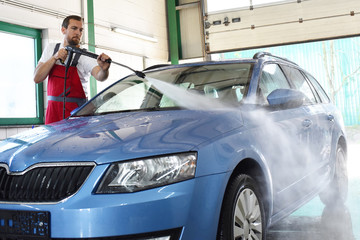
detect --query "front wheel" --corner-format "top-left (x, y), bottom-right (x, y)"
top-left (217, 174), bottom-right (266, 240)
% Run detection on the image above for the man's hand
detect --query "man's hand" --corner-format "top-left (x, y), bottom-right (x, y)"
top-left (97, 53), bottom-right (111, 71)
top-left (92, 53), bottom-right (111, 82)
top-left (54, 48), bottom-right (68, 63)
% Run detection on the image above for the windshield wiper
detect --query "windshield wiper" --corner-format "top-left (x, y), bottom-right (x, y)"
top-left (141, 106), bottom-right (182, 112)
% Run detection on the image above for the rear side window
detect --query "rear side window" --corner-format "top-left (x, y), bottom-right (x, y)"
top-left (304, 72), bottom-right (330, 103)
top-left (281, 66), bottom-right (317, 105)
top-left (258, 64), bottom-right (290, 104)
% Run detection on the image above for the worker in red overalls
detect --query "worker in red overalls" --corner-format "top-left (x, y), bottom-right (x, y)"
top-left (34, 15), bottom-right (111, 124)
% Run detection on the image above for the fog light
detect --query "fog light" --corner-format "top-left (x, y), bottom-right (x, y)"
top-left (138, 228), bottom-right (181, 240)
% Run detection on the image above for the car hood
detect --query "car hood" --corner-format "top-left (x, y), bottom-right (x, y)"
top-left (0, 110), bottom-right (243, 172)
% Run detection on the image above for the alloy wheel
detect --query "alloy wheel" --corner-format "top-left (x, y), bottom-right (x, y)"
top-left (233, 188), bottom-right (263, 239)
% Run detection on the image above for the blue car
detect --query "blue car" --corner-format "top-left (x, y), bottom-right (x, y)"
top-left (0, 52), bottom-right (347, 240)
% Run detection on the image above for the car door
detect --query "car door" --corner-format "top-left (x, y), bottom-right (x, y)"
top-left (281, 66), bottom-right (333, 191)
top-left (302, 71), bottom-right (335, 183)
top-left (257, 63), bottom-right (311, 213)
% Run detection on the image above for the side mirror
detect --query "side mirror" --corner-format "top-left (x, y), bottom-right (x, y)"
top-left (267, 89), bottom-right (305, 109)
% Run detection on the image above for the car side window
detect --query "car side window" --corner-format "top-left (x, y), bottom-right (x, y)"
top-left (258, 64), bottom-right (291, 104)
top-left (281, 66), bottom-right (317, 105)
top-left (304, 72), bottom-right (330, 103)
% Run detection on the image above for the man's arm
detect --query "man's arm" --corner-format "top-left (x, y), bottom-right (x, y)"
top-left (91, 53), bottom-right (111, 82)
top-left (33, 57), bottom-right (56, 83)
top-left (33, 48), bottom-right (68, 83)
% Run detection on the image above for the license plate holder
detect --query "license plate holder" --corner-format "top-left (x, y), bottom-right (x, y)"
top-left (0, 209), bottom-right (50, 239)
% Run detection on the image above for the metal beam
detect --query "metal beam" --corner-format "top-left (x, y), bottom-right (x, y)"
top-left (166, 0), bottom-right (181, 64)
top-left (87, 0), bottom-right (97, 98)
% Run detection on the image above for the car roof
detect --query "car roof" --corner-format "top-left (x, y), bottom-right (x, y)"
top-left (143, 52), bottom-right (299, 73)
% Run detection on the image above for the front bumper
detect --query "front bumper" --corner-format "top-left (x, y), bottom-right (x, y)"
top-left (0, 165), bottom-right (228, 239)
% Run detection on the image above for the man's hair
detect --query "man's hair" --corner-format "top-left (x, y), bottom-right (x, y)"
top-left (62, 15), bottom-right (83, 29)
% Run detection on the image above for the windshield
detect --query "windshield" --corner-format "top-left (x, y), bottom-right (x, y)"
top-left (74, 63), bottom-right (253, 116)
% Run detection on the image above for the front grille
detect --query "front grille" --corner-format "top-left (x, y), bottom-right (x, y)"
top-left (0, 164), bottom-right (94, 203)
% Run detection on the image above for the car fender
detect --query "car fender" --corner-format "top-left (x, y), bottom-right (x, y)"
top-left (196, 140), bottom-right (274, 222)
top-left (231, 146), bottom-right (274, 221)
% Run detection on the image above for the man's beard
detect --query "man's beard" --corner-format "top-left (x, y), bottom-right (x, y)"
top-left (68, 37), bottom-right (80, 46)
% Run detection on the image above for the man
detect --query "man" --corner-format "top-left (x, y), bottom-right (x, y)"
top-left (34, 15), bottom-right (111, 124)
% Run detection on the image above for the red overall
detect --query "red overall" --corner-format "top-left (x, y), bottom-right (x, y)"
top-left (45, 44), bottom-right (86, 124)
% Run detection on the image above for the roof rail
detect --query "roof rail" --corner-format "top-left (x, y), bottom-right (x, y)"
top-left (253, 51), bottom-right (298, 65)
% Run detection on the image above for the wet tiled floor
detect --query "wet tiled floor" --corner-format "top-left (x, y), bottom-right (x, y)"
top-left (268, 131), bottom-right (360, 240)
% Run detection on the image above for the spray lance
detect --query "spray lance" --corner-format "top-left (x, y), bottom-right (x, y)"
top-left (62, 45), bottom-right (146, 119)
top-left (64, 46), bottom-right (146, 78)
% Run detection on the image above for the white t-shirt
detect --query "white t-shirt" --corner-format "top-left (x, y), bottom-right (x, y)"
top-left (38, 42), bottom-right (98, 97)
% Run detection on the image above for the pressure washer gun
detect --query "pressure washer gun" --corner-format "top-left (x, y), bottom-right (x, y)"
top-left (64, 45), bottom-right (146, 78)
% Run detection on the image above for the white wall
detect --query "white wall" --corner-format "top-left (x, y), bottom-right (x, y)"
top-left (0, 0), bottom-right (169, 140)
top-left (0, 0), bottom-right (168, 60)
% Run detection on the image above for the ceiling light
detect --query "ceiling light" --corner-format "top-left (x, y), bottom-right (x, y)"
top-left (111, 27), bottom-right (158, 43)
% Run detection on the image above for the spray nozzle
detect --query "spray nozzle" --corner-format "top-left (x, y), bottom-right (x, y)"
top-left (134, 71), bottom-right (146, 78)
top-left (65, 45), bottom-right (146, 78)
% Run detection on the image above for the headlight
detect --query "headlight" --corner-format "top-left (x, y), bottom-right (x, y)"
top-left (96, 152), bottom-right (197, 193)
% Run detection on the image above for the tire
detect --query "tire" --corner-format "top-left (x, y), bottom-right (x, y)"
top-left (217, 174), bottom-right (266, 240)
top-left (320, 203), bottom-right (354, 239)
top-left (320, 145), bottom-right (348, 206)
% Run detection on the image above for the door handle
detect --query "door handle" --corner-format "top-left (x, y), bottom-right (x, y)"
top-left (302, 119), bottom-right (312, 127)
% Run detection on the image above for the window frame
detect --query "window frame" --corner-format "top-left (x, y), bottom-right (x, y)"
top-left (0, 21), bottom-right (43, 126)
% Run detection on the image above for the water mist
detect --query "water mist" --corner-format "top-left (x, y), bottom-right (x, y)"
top-left (146, 75), bottom-right (338, 210)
